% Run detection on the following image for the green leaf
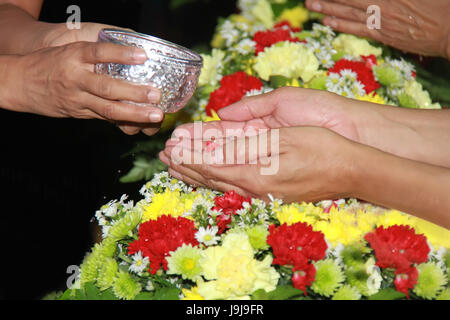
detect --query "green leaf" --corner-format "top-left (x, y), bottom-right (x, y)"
top-left (252, 285), bottom-right (305, 300)
top-left (269, 75), bottom-right (292, 88)
top-left (120, 158), bottom-right (167, 183)
top-left (368, 288), bottom-right (406, 300)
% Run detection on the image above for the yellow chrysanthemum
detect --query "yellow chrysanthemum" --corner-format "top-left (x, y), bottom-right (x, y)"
top-left (274, 202), bottom-right (323, 226)
top-left (332, 34), bottom-right (382, 58)
top-left (376, 210), bottom-right (414, 228)
top-left (276, 6), bottom-right (309, 29)
top-left (356, 93), bottom-right (386, 105)
top-left (414, 218), bottom-right (450, 250)
top-left (182, 286), bottom-right (204, 300)
top-left (198, 232), bottom-right (279, 300)
top-left (198, 49), bottom-right (226, 86)
top-left (254, 42), bottom-right (319, 82)
top-left (142, 190), bottom-right (201, 221)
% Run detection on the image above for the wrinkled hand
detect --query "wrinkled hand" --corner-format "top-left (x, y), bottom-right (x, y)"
top-left (305, 0), bottom-right (450, 59)
top-left (159, 126), bottom-right (358, 203)
top-left (214, 87), bottom-right (362, 142)
top-left (11, 41), bottom-right (163, 135)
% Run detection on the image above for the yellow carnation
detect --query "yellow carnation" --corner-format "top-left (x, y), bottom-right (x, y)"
top-left (332, 34), bottom-right (382, 58)
top-left (198, 232), bottom-right (279, 300)
top-left (254, 42), bottom-right (319, 82)
top-left (276, 6), bottom-right (309, 28)
top-left (198, 49), bottom-right (225, 86)
top-left (250, 0), bottom-right (274, 28)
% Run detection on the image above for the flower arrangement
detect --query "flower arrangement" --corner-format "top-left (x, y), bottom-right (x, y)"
top-left (61, 172), bottom-right (450, 300)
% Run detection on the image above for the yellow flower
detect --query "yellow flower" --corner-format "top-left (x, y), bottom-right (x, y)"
top-left (332, 34), bottom-right (382, 58)
top-left (199, 49), bottom-right (226, 86)
top-left (182, 286), bottom-right (204, 300)
top-left (275, 203), bottom-right (323, 226)
top-left (204, 110), bottom-right (221, 122)
top-left (356, 93), bottom-right (386, 105)
top-left (254, 42), bottom-right (319, 82)
top-left (198, 232), bottom-right (279, 300)
top-left (404, 80), bottom-right (441, 109)
top-left (376, 210), bottom-right (414, 228)
top-left (250, 0), bottom-right (274, 28)
top-left (414, 218), bottom-right (450, 250)
top-left (276, 6), bottom-right (309, 28)
top-left (142, 190), bottom-right (200, 221)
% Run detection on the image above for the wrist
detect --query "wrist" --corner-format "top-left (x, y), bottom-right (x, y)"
top-left (0, 55), bottom-right (27, 112)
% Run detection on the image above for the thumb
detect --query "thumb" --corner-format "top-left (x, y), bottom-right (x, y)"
top-left (217, 91), bottom-right (278, 121)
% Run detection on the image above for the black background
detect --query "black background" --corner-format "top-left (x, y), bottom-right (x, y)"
top-left (0, 0), bottom-right (237, 300)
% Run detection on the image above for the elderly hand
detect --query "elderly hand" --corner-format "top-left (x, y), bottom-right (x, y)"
top-left (159, 125), bottom-right (358, 203)
top-left (305, 0), bottom-right (450, 59)
top-left (4, 41), bottom-right (163, 135)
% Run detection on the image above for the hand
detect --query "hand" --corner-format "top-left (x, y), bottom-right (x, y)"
top-left (6, 41), bottom-right (163, 135)
top-left (305, 0), bottom-right (450, 59)
top-left (159, 126), bottom-right (358, 203)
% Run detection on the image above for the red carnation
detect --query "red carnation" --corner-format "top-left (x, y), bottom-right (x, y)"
top-left (328, 58), bottom-right (380, 94)
top-left (128, 216), bottom-right (199, 274)
top-left (364, 225), bottom-right (430, 272)
top-left (212, 190), bottom-right (251, 233)
top-left (206, 71), bottom-right (263, 116)
top-left (267, 222), bottom-right (328, 267)
top-left (394, 266), bottom-right (419, 298)
top-left (292, 263), bottom-right (316, 294)
top-left (252, 25), bottom-right (300, 55)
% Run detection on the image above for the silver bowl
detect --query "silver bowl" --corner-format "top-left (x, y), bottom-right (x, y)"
top-left (95, 29), bottom-right (203, 113)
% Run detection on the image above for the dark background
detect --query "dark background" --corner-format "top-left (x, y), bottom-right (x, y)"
top-left (0, 0), bottom-right (237, 300)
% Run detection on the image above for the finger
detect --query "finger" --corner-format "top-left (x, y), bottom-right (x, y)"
top-left (306, 0), bottom-right (366, 23)
top-left (82, 42), bottom-right (148, 65)
top-left (117, 121), bottom-right (162, 136)
top-left (325, 0), bottom-right (374, 10)
top-left (118, 124), bottom-right (141, 135)
top-left (88, 95), bottom-right (164, 123)
top-left (217, 92), bottom-right (279, 122)
top-left (82, 72), bottom-right (161, 104)
top-left (323, 16), bottom-right (376, 39)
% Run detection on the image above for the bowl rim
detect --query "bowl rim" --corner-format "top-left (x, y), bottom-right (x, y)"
top-left (98, 28), bottom-right (203, 67)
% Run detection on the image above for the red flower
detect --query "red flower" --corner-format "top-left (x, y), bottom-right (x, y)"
top-left (267, 222), bottom-right (328, 268)
top-left (252, 25), bottom-right (300, 55)
top-left (128, 216), bottom-right (199, 274)
top-left (361, 55), bottom-right (378, 68)
top-left (328, 58), bottom-right (380, 94)
top-left (206, 71), bottom-right (263, 116)
top-left (394, 266), bottom-right (419, 298)
top-left (291, 263), bottom-right (316, 295)
top-left (364, 225), bottom-right (430, 272)
top-left (212, 190), bottom-right (251, 233)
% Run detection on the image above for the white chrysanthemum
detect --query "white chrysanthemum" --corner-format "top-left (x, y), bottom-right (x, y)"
top-left (220, 20), bottom-right (240, 47)
top-left (234, 38), bottom-right (256, 55)
top-left (195, 226), bottom-right (220, 246)
top-left (386, 57), bottom-right (415, 81)
top-left (145, 280), bottom-right (155, 291)
top-left (245, 87), bottom-right (273, 97)
top-left (365, 258), bottom-right (382, 295)
top-left (129, 251), bottom-right (149, 275)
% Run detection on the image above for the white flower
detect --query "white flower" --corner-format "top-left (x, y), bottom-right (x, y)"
top-left (145, 280), bottom-right (155, 291)
top-left (234, 38), bottom-right (256, 55)
top-left (129, 251), bottom-right (149, 275)
top-left (220, 20), bottom-right (240, 47)
top-left (195, 226), bottom-right (220, 246)
top-left (103, 201), bottom-right (118, 217)
top-left (101, 225), bottom-right (111, 239)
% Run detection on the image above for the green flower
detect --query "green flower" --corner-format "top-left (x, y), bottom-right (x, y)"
top-left (413, 262), bottom-right (448, 299)
top-left (245, 225), bottom-right (269, 251)
top-left (107, 209), bottom-right (142, 242)
top-left (397, 92), bottom-right (419, 109)
top-left (341, 245), bottom-right (366, 268)
top-left (79, 243), bottom-right (106, 286)
top-left (373, 65), bottom-right (404, 88)
top-left (311, 259), bottom-right (345, 297)
top-left (345, 265), bottom-right (370, 296)
top-left (308, 75), bottom-right (327, 91)
top-left (332, 285), bottom-right (362, 300)
top-left (112, 271), bottom-right (142, 300)
top-left (167, 244), bottom-right (204, 281)
top-left (443, 250), bottom-right (450, 269)
top-left (436, 288), bottom-right (450, 300)
top-left (97, 257), bottom-right (118, 291)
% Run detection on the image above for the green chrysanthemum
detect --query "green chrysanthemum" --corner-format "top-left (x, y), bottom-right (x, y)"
top-left (245, 225), bottom-right (269, 251)
top-left (436, 288), bottom-right (450, 300)
top-left (112, 270), bottom-right (142, 300)
top-left (397, 92), bottom-right (419, 109)
top-left (345, 265), bottom-right (370, 296)
top-left (341, 245), bottom-right (366, 268)
top-left (97, 257), bottom-right (118, 291)
top-left (332, 285), bottom-right (362, 300)
top-left (413, 262), bottom-right (448, 299)
top-left (311, 259), bottom-right (345, 297)
top-left (79, 243), bottom-right (105, 286)
top-left (373, 65), bottom-right (404, 88)
top-left (107, 209), bottom-right (142, 242)
top-left (167, 244), bottom-right (203, 281)
top-left (444, 250), bottom-right (450, 269)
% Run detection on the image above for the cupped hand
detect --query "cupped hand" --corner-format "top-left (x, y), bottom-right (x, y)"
top-left (10, 41), bottom-right (163, 136)
top-left (159, 126), bottom-right (358, 203)
top-left (305, 0), bottom-right (450, 59)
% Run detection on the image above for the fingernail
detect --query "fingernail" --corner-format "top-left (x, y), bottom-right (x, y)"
top-left (133, 49), bottom-right (147, 61)
top-left (311, 1), bottom-right (322, 11)
top-left (148, 89), bottom-right (161, 103)
top-left (149, 112), bottom-right (163, 122)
